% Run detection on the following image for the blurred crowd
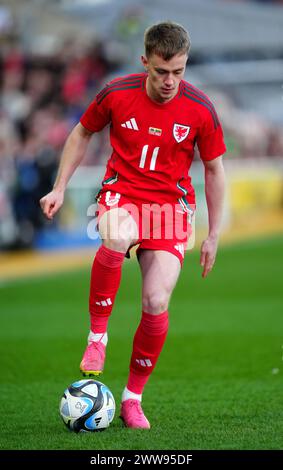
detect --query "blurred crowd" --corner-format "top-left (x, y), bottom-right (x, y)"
top-left (0, 25), bottom-right (283, 249)
top-left (0, 37), bottom-right (118, 248)
top-left (209, 90), bottom-right (283, 160)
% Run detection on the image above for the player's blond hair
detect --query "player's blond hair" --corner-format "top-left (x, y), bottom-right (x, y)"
top-left (144, 21), bottom-right (191, 60)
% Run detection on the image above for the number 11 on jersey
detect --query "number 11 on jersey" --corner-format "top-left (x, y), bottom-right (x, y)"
top-left (139, 145), bottom-right (160, 171)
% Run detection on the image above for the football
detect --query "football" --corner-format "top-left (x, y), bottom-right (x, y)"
top-left (59, 379), bottom-right (115, 432)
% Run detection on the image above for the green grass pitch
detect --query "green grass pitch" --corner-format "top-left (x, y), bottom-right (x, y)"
top-left (0, 235), bottom-right (282, 450)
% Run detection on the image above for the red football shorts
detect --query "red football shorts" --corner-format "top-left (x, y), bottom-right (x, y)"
top-left (96, 190), bottom-right (195, 266)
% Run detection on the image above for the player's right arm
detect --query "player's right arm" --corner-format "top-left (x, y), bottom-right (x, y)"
top-left (40, 123), bottom-right (93, 220)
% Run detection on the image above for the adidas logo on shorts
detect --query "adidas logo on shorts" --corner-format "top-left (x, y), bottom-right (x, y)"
top-left (174, 243), bottom-right (185, 258)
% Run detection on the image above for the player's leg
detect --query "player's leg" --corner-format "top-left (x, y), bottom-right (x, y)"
top-left (120, 250), bottom-right (181, 428)
top-left (80, 205), bottom-right (139, 377)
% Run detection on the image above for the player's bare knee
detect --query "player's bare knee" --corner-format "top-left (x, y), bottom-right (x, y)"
top-left (103, 238), bottom-right (132, 253)
top-left (142, 293), bottom-right (169, 314)
top-left (99, 207), bottom-right (138, 251)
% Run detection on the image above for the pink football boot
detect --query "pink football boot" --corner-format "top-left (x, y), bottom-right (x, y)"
top-left (80, 341), bottom-right (106, 377)
top-left (120, 399), bottom-right (151, 429)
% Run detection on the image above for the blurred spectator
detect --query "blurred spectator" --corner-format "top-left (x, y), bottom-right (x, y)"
top-left (11, 135), bottom-right (58, 248)
top-left (0, 6), bottom-right (13, 35)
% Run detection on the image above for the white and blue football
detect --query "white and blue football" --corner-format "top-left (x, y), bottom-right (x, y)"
top-left (59, 379), bottom-right (115, 432)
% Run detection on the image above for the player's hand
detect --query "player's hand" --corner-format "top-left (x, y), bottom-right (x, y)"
top-left (40, 189), bottom-right (64, 220)
top-left (200, 235), bottom-right (218, 278)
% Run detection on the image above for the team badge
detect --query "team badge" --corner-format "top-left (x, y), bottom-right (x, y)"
top-left (105, 191), bottom-right (121, 207)
top-left (173, 123), bottom-right (190, 143)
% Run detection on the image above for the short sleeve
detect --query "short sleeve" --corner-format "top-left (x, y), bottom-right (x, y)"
top-left (80, 88), bottom-right (111, 133)
top-left (196, 109), bottom-right (226, 161)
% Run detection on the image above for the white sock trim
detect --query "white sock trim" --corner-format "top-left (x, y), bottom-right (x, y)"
top-left (88, 331), bottom-right (108, 346)
top-left (122, 387), bottom-right (142, 403)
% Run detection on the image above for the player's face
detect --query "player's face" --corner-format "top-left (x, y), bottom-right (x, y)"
top-left (141, 53), bottom-right (187, 103)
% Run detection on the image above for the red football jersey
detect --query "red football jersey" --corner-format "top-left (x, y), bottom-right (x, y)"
top-left (80, 73), bottom-right (226, 205)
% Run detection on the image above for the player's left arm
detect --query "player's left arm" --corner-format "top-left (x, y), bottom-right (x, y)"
top-left (200, 155), bottom-right (225, 278)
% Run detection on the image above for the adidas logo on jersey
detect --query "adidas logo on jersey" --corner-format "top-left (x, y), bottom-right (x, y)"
top-left (95, 298), bottom-right (112, 307)
top-left (121, 118), bottom-right (139, 130)
top-left (136, 358), bottom-right (152, 367)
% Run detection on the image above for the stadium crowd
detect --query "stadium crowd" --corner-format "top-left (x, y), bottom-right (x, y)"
top-left (0, 36), bottom-right (115, 248)
top-left (0, 30), bottom-right (282, 249)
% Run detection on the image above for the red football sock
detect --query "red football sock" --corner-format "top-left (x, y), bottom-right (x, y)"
top-left (127, 310), bottom-right (169, 394)
top-left (89, 245), bottom-right (125, 334)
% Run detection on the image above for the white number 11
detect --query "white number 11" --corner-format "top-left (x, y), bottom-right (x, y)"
top-left (139, 145), bottom-right (160, 171)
